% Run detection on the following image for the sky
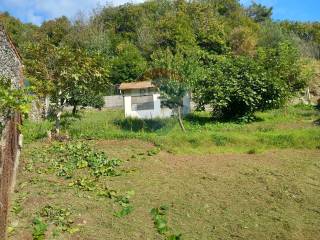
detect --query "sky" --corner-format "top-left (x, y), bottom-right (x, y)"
top-left (0, 0), bottom-right (319, 26)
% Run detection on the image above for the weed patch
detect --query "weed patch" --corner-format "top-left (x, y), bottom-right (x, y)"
top-left (32, 217), bottom-right (47, 240)
top-left (150, 206), bottom-right (182, 240)
top-left (48, 142), bottom-right (122, 178)
top-left (32, 205), bottom-right (78, 239)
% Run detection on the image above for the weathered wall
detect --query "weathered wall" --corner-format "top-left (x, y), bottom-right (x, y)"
top-left (0, 25), bottom-right (23, 240)
top-left (104, 95), bottom-right (123, 109)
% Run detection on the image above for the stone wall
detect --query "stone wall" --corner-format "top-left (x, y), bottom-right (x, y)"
top-left (0, 25), bottom-right (23, 240)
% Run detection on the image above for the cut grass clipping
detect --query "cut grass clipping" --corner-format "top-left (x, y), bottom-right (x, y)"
top-left (31, 142), bottom-right (135, 218)
top-left (150, 205), bottom-right (182, 240)
top-left (32, 205), bottom-right (79, 239)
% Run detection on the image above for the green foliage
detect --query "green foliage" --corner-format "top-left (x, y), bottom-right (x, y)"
top-left (38, 205), bottom-right (74, 231)
top-left (0, 12), bottom-right (38, 52)
top-left (257, 41), bottom-right (308, 92)
top-left (49, 142), bottom-right (121, 178)
top-left (156, 7), bottom-right (197, 52)
top-left (150, 49), bottom-right (205, 109)
top-left (150, 205), bottom-right (182, 239)
top-left (24, 40), bottom-right (110, 130)
top-left (32, 205), bottom-right (78, 239)
top-left (0, 75), bottom-right (31, 116)
top-left (32, 217), bottom-right (47, 240)
top-left (39, 16), bottom-right (72, 46)
top-left (193, 55), bottom-right (288, 120)
top-left (113, 190), bottom-right (135, 218)
top-left (246, 2), bottom-right (273, 23)
top-left (110, 42), bottom-right (147, 84)
top-left (2, 0), bottom-right (317, 126)
top-left (67, 89), bottom-right (105, 114)
top-left (229, 26), bottom-right (257, 56)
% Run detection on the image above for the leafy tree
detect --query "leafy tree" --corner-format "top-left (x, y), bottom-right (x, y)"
top-left (67, 89), bottom-right (105, 115)
top-left (246, 2), bottom-right (273, 23)
top-left (189, 3), bottom-right (228, 54)
top-left (193, 55), bottom-right (287, 120)
top-left (257, 41), bottom-right (308, 92)
top-left (39, 16), bottom-right (72, 46)
top-left (64, 16), bottom-right (112, 56)
top-left (229, 26), bottom-right (257, 56)
top-left (110, 42), bottom-right (147, 84)
top-left (156, 7), bottom-right (197, 53)
top-left (258, 22), bottom-right (289, 48)
top-left (149, 49), bottom-right (206, 131)
top-left (24, 41), bottom-right (110, 133)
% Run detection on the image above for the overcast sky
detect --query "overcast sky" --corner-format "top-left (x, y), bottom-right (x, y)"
top-left (0, 0), bottom-right (319, 25)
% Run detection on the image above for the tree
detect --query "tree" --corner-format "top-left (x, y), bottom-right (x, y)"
top-left (193, 55), bottom-right (288, 121)
top-left (39, 16), bottom-right (72, 46)
top-left (246, 2), bottom-right (273, 23)
top-left (148, 49), bottom-right (206, 131)
top-left (229, 26), bottom-right (257, 56)
top-left (110, 42), bottom-right (147, 84)
top-left (257, 41), bottom-right (308, 92)
top-left (67, 89), bottom-right (105, 115)
top-left (24, 41), bottom-right (110, 133)
top-left (156, 7), bottom-right (197, 53)
top-left (189, 3), bottom-right (228, 54)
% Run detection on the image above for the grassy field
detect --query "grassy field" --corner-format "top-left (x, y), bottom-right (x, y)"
top-left (24, 105), bottom-right (320, 154)
top-left (8, 105), bottom-right (320, 239)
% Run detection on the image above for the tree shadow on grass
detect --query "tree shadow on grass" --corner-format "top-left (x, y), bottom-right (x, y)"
top-left (313, 104), bottom-right (320, 126)
top-left (185, 112), bottom-right (264, 125)
top-left (60, 112), bottom-right (82, 129)
top-left (184, 113), bottom-right (214, 126)
top-left (113, 118), bottom-right (168, 132)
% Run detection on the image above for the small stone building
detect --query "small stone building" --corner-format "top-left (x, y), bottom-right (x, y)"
top-left (0, 25), bottom-right (23, 239)
top-left (119, 81), bottom-right (191, 119)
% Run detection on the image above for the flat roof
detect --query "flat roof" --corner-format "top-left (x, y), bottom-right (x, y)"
top-left (119, 81), bottom-right (155, 90)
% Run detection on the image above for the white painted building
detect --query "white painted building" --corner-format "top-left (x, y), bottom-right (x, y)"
top-left (119, 81), bottom-right (191, 119)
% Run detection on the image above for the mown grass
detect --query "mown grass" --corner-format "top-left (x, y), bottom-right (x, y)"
top-left (10, 104), bottom-right (320, 239)
top-left (23, 104), bottom-right (320, 154)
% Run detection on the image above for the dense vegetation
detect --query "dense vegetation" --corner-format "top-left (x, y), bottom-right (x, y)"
top-left (1, 0), bottom-right (319, 121)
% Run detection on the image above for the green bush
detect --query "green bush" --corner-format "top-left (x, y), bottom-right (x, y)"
top-left (194, 55), bottom-right (287, 120)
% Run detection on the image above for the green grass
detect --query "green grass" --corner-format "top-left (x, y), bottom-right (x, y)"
top-left (23, 105), bottom-right (320, 154)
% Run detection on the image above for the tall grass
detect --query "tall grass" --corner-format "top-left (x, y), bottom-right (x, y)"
top-left (23, 105), bottom-right (320, 153)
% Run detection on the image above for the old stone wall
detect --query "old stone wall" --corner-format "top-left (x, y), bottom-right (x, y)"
top-left (0, 25), bottom-right (23, 240)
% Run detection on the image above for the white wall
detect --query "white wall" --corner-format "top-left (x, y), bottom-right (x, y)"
top-left (123, 92), bottom-right (191, 119)
top-left (124, 93), bottom-right (173, 119)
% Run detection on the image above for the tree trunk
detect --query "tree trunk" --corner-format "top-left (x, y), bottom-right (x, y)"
top-left (55, 90), bottom-right (65, 135)
top-left (177, 106), bottom-right (186, 133)
top-left (72, 104), bottom-right (77, 115)
top-left (55, 110), bottom-right (62, 135)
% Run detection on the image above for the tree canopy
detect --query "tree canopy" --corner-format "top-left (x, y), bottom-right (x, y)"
top-left (1, 0), bottom-right (318, 121)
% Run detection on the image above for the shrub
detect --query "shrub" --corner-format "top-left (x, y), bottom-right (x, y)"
top-left (193, 55), bottom-right (287, 120)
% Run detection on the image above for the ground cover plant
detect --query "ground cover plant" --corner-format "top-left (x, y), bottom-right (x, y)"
top-left (7, 105), bottom-right (320, 239)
